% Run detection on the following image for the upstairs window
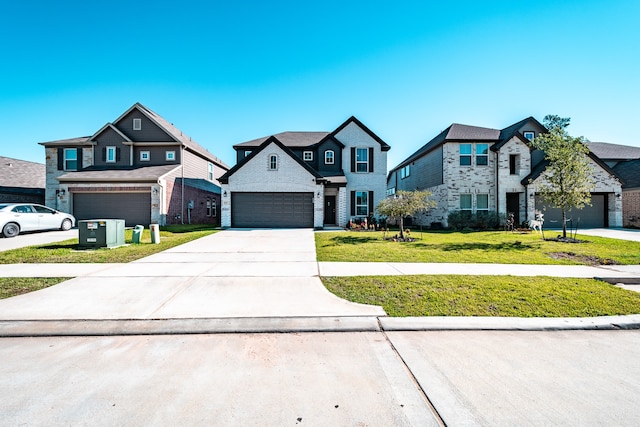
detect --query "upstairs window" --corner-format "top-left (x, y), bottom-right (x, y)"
top-left (303, 151), bottom-right (313, 161)
top-left (324, 150), bottom-right (334, 165)
top-left (460, 144), bottom-right (472, 166)
top-left (208, 163), bottom-right (214, 180)
top-left (523, 131), bottom-right (535, 141)
top-left (133, 118), bottom-right (142, 130)
top-left (509, 154), bottom-right (519, 175)
top-left (476, 144), bottom-right (488, 166)
top-left (400, 165), bottom-right (411, 179)
top-left (356, 148), bottom-right (368, 172)
top-left (244, 150), bottom-right (252, 157)
top-left (63, 148), bottom-right (78, 170)
top-left (166, 151), bottom-right (176, 161)
top-left (269, 154), bottom-right (278, 170)
top-left (106, 146), bottom-right (116, 163)
top-left (140, 151), bottom-right (150, 161)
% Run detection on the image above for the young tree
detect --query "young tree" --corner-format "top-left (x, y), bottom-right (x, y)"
top-left (376, 190), bottom-right (436, 239)
top-left (531, 115), bottom-right (595, 238)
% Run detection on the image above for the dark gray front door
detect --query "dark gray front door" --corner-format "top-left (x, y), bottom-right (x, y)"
top-left (535, 193), bottom-right (606, 228)
top-left (73, 192), bottom-right (151, 227)
top-left (506, 193), bottom-right (520, 224)
top-left (231, 192), bottom-right (314, 228)
top-left (324, 195), bottom-right (336, 225)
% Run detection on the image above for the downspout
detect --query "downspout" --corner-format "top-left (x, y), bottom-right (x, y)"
top-left (495, 149), bottom-right (499, 218)
top-left (181, 145), bottom-right (185, 224)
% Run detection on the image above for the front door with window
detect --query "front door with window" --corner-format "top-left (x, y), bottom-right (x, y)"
top-left (324, 196), bottom-right (336, 225)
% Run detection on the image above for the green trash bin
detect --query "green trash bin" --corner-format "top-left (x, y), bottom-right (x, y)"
top-left (132, 225), bottom-right (144, 244)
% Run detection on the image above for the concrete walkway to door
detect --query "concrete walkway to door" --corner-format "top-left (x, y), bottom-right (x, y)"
top-left (0, 229), bottom-right (384, 321)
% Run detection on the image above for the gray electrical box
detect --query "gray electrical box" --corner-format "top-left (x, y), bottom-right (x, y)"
top-left (78, 219), bottom-right (125, 249)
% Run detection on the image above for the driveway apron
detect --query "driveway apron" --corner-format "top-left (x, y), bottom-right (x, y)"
top-left (0, 229), bottom-right (384, 320)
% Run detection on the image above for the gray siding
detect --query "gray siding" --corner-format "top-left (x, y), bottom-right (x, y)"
top-left (133, 145), bottom-right (181, 167)
top-left (396, 146), bottom-right (443, 191)
top-left (94, 128), bottom-right (129, 167)
top-left (316, 138), bottom-right (343, 175)
top-left (182, 149), bottom-right (211, 180)
top-left (115, 110), bottom-right (174, 142)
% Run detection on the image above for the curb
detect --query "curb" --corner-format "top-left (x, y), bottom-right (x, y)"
top-left (1, 314), bottom-right (639, 337)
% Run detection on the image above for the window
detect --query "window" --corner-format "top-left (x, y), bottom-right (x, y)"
top-left (460, 194), bottom-right (472, 211)
top-left (476, 194), bottom-right (489, 212)
top-left (356, 148), bottom-right (368, 172)
top-left (400, 165), bottom-right (411, 179)
top-left (387, 188), bottom-right (396, 196)
top-left (269, 154), bottom-right (278, 170)
top-left (63, 148), bottom-right (77, 170)
top-left (476, 144), bottom-right (488, 166)
top-left (244, 150), bottom-right (252, 157)
top-left (460, 144), bottom-right (472, 166)
top-left (106, 146), bottom-right (116, 163)
top-left (523, 131), bottom-right (535, 141)
top-left (208, 163), bottom-right (214, 180)
top-left (509, 154), bottom-right (519, 175)
top-left (140, 151), bottom-right (150, 161)
top-left (133, 118), bottom-right (142, 130)
top-left (324, 150), bottom-right (334, 164)
top-left (166, 151), bottom-right (176, 161)
top-left (206, 198), bottom-right (216, 217)
top-left (303, 151), bottom-right (313, 161)
top-left (356, 191), bottom-right (369, 216)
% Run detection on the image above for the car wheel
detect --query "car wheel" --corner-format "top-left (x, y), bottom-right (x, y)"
top-left (2, 222), bottom-right (20, 238)
top-left (60, 218), bottom-right (73, 231)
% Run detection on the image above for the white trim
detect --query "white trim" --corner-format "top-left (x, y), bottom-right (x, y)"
top-left (324, 150), bottom-right (334, 164)
top-left (303, 151), bottom-right (313, 161)
top-left (140, 151), bottom-right (150, 161)
top-left (355, 147), bottom-right (368, 173)
top-left (106, 146), bottom-right (116, 163)
top-left (166, 151), bottom-right (176, 161)
top-left (133, 118), bottom-right (142, 130)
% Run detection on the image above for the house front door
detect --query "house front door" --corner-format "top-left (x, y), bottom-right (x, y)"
top-left (506, 193), bottom-right (520, 225)
top-left (324, 196), bottom-right (336, 225)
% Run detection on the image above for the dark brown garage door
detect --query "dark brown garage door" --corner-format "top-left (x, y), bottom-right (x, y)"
top-left (232, 192), bottom-right (314, 228)
top-left (535, 194), bottom-right (607, 228)
top-left (73, 192), bottom-right (151, 227)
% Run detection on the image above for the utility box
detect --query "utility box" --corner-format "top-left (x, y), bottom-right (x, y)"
top-left (78, 219), bottom-right (125, 249)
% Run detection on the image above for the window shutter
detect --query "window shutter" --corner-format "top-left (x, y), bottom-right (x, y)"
top-left (57, 148), bottom-right (64, 170)
top-left (101, 147), bottom-right (106, 162)
top-left (368, 191), bottom-right (374, 214)
top-left (350, 147), bottom-right (356, 173)
top-left (350, 191), bottom-right (355, 216)
top-left (368, 148), bottom-right (374, 173)
top-left (76, 148), bottom-right (83, 170)
top-left (116, 147), bottom-right (121, 162)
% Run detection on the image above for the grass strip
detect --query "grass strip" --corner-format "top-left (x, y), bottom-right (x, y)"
top-left (0, 277), bottom-right (70, 299)
top-left (322, 275), bottom-right (640, 317)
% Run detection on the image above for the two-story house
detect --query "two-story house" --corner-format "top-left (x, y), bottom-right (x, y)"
top-left (39, 103), bottom-right (229, 226)
top-left (219, 116), bottom-right (390, 228)
top-left (388, 117), bottom-right (622, 228)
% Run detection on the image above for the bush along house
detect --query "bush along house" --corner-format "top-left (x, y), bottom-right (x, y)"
top-left (39, 103), bottom-right (229, 226)
top-left (387, 117), bottom-right (622, 228)
top-left (219, 116), bottom-right (390, 228)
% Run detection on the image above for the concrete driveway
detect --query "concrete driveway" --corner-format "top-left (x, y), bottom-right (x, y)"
top-left (0, 229), bottom-right (77, 252)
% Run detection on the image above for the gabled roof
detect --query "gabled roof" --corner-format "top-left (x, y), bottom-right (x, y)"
top-left (613, 159), bottom-right (640, 189)
top-left (522, 151), bottom-right (621, 185)
top-left (492, 116), bottom-right (547, 151)
top-left (0, 156), bottom-right (45, 189)
top-left (115, 103), bottom-right (229, 170)
top-left (587, 142), bottom-right (640, 161)
top-left (219, 135), bottom-right (323, 184)
top-left (57, 164), bottom-right (180, 182)
top-left (38, 136), bottom-right (93, 146)
top-left (232, 116), bottom-right (390, 152)
top-left (90, 123), bottom-right (132, 143)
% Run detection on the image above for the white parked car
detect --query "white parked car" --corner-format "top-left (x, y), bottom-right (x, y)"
top-left (0, 203), bottom-right (76, 238)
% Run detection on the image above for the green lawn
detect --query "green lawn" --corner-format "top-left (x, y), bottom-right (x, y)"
top-left (322, 275), bottom-right (640, 317)
top-left (315, 230), bottom-right (640, 265)
top-left (0, 226), bottom-right (217, 264)
top-left (0, 277), bottom-right (69, 299)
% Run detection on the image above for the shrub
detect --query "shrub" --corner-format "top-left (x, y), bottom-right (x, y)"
top-left (447, 210), bottom-right (504, 231)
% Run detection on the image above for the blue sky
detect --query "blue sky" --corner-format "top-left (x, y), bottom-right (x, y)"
top-left (1, 0), bottom-right (638, 170)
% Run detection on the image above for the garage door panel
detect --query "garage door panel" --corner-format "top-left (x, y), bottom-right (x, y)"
top-left (73, 193), bottom-right (151, 227)
top-left (535, 194), bottom-right (605, 228)
top-left (232, 192), bottom-right (313, 228)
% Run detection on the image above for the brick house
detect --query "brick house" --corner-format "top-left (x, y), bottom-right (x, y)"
top-left (0, 156), bottom-right (45, 204)
top-left (39, 103), bottom-right (229, 226)
top-left (387, 117), bottom-right (622, 228)
top-left (219, 116), bottom-right (390, 228)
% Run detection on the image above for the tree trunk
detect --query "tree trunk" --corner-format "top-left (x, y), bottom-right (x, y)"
top-left (399, 217), bottom-right (404, 239)
top-left (562, 209), bottom-right (567, 238)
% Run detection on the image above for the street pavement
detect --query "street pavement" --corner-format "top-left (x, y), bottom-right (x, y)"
top-left (1, 228), bottom-right (640, 425)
